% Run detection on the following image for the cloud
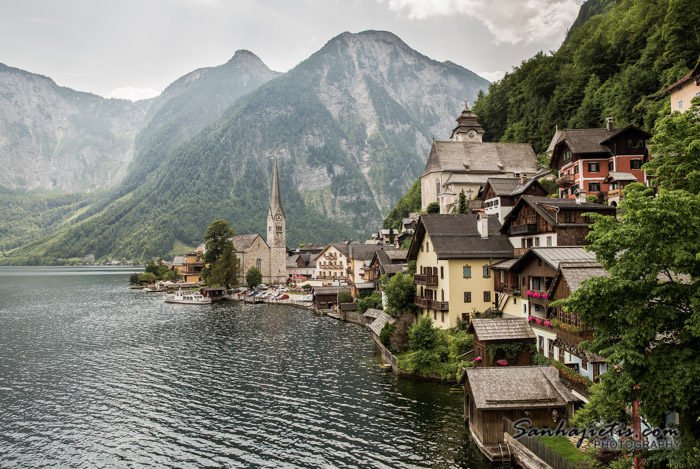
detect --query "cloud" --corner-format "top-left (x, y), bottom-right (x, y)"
top-left (24, 17), bottom-right (57, 24)
top-left (106, 87), bottom-right (160, 101)
top-left (477, 70), bottom-right (505, 82)
top-left (377, 0), bottom-right (583, 44)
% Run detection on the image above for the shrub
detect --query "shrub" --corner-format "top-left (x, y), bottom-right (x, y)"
top-left (390, 314), bottom-right (413, 353)
top-left (358, 293), bottom-right (382, 313)
top-left (447, 331), bottom-right (473, 360)
top-left (337, 291), bottom-right (353, 304)
top-left (379, 322), bottom-right (396, 349)
top-left (409, 316), bottom-right (438, 350)
top-left (137, 272), bottom-right (157, 284)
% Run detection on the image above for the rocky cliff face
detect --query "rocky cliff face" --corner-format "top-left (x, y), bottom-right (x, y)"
top-left (0, 63), bottom-right (150, 191)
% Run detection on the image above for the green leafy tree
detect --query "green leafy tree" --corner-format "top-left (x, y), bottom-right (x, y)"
top-left (560, 186), bottom-right (700, 465)
top-left (137, 272), bottom-right (157, 284)
top-left (425, 202), bottom-right (440, 214)
top-left (408, 316), bottom-right (439, 350)
top-left (390, 314), bottom-right (413, 353)
top-left (202, 219), bottom-right (236, 282)
top-left (382, 272), bottom-right (417, 316)
top-left (379, 322), bottom-right (396, 349)
top-left (245, 266), bottom-right (263, 289)
top-left (337, 291), bottom-right (353, 304)
top-left (207, 243), bottom-right (239, 287)
top-left (457, 189), bottom-right (468, 214)
top-left (645, 98), bottom-right (700, 193)
top-left (357, 293), bottom-right (382, 313)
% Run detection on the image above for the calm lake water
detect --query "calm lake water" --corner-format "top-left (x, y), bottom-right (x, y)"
top-left (0, 267), bottom-right (491, 468)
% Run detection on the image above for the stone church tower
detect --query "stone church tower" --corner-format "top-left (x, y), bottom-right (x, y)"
top-left (267, 154), bottom-right (287, 284)
top-left (450, 99), bottom-right (485, 142)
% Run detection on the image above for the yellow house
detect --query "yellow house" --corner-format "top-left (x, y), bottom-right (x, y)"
top-left (663, 60), bottom-right (700, 113)
top-left (407, 213), bottom-right (514, 329)
top-left (180, 252), bottom-right (203, 283)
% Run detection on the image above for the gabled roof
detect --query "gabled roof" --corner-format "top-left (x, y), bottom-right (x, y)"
top-left (550, 126), bottom-right (652, 169)
top-left (462, 366), bottom-right (579, 410)
top-left (371, 249), bottom-right (409, 276)
top-left (286, 254), bottom-right (302, 268)
top-left (468, 318), bottom-right (535, 341)
top-left (407, 214), bottom-right (514, 261)
top-left (172, 256), bottom-right (185, 266)
top-left (363, 308), bottom-right (383, 319)
top-left (369, 311), bottom-right (397, 337)
top-left (313, 285), bottom-right (351, 296)
top-left (548, 261), bottom-right (608, 297)
top-left (490, 258), bottom-right (520, 270)
top-left (500, 195), bottom-right (615, 232)
top-left (231, 234), bottom-right (266, 252)
top-left (603, 171), bottom-right (637, 183)
top-left (348, 244), bottom-right (387, 261)
top-left (662, 61), bottom-right (700, 93)
top-left (481, 177), bottom-right (546, 200)
top-left (508, 247), bottom-right (596, 273)
top-left (318, 242), bottom-right (352, 257)
top-left (421, 141), bottom-right (537, 177)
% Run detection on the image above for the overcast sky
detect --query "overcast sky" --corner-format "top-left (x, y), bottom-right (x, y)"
top-left (1, 0), bottom-right (584, 101)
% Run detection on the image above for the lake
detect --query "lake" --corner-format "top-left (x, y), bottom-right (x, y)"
top-left (0, 267), bottom-right (491, 468)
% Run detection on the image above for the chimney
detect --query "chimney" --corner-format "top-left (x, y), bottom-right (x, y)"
top-left (606, 117), bottom-right (613, 132)
top-left (576, 189), bottom-right (587, 204)
top-left (520, 176), bottom-right (527, 184)
top-left (477, 210), bottom-right (489, 238)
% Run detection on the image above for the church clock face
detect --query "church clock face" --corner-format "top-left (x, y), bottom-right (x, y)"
top-left (276, 215), bottom-right (281, 221)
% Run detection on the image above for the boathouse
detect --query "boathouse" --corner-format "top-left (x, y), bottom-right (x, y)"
top-left (468, 318), bottom-right (535, 367)
top-left (312, 285), bottom-right (351, 310)
top-left (460, 366), bottom-right (579, 462)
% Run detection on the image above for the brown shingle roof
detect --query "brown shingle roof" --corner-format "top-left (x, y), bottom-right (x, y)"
top-left (408, 214), bottom-right (514, 260)
top-left (469, 318), bottom-right (535, 341)
top-left (509, 247), bottom-right (597, 272)
top-left (369, 311), bottom-right (396, 337)
top-left (363, 308), bottom-right (383, 319)
top-left (604, 171), bottom-right (638, 183)
top-left (558, 262), bottom-right (608, 293)
top-left (500, 195), bottom-right (615, 232)
top-left (464, 366), bottom-right (579, 410)
top-left (231, 234), bottom-right (264, 252)
top-left (422, 141), bottom-right (537, 177)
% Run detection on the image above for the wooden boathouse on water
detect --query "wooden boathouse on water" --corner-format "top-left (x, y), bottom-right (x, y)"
top-left (459, 366), bottom-right (580, 462)
top-left (468, 318), bottom-right (536, 367)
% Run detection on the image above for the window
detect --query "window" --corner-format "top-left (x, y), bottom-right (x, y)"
top-left (435, 180), bottom-right (440, 196)
top-left (546, 236), bottom-right (552, 247)
top-left (630, 159), bottom-right (642, 170)
top-left (420, 244), bottom-right (423, 252)
top-left (628, 139), bottom-right (637, 148)
top-left (678, 99), bottom-right (683, 110)
top-left (441, 312), bottom-right (445, 323)
top-left (426, 242), bottom-right (430, 252)
top-left (500, 271), bottom-right (504, 283)
top-left (589, 182), bottom-right (601, 192)
top-left (464, 292), bottom-right (471, 303)
top-left (564, 150), bottom-right (572, 161)
top-left (463, 266), bottom-right (471, 278)
top-left (581, 358), bottom-right (588, 371)
top-left (574, 165), bottom-right (579, 174)
top-left (483, 266), bottom-right (490, 278)
top-left (513, 298), bottom-right (517, 305)
top-left (588, 162), bottom-right (599, 173)
top-left (256, 259), bottom-right (262, 271)
top-left (560, 190), bottom-right (568, 198)
top-left (276, 225), bottom-right (282, 232)
top-left (433, 311), bottom-right (437, 320)
top-left (483, 291), bottom-right (491, 302)
top-left (441, 289), bottom-right (444, 301)
top-left (608, 161), bottom-right (614, 171)
top-left (440, 266), bottom-right (444, 279)
top-left (534, 237), bottom-right (540, 247)
top-left (521, 238), bottom-right (527, 248)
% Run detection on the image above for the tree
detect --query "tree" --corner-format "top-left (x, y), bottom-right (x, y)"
top-left (337, 291), bottom-right (353, 304)
top-left (390, 314), bottom-right (413, 353)
top-left (207, 243), bottom-right (239, 287)
top-left (245, 266), bottom-right (262, 289)
top-left (202, 219), bottom-right (237, 283)
top-left (426, 202), bottom-right (440, 214)
top-left (388, 227), bottom-right (395, 245)
top-left (457, 189), bottom-right (468, 214)
top-left (382, 272), bottom-right (417, 316)
top-left (644, 98), bottom-right (700, 193)
top-left (357, 293), bottom-right (382, 313)
top-left (560, 186), bottom-right (700, 465)
top-left (409, 316), bottom-right (438, 350)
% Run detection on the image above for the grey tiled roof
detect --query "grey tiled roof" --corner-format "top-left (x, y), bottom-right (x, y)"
top-left (231, 234), bottom-right (263, 252)
top-left (490, 258), bottom-right (520, 270)
top-left (470, 318), bottom-right (535, 341)
top-left (464, 366), bottom-right (579, 410)
top-left (313, 286), bottom-right (351, 296)
top-left (501, 195), bottom-right (615, 231)
top-left (604, 171), bottom-right (638, 183)
top-left (558, 262), bottom-right (608, 293)
top-left (369, 311), bottom-right (396, 337)
top-left (554, 128), bottom-right (621, 154)
top-left (485, 177), bottom-right (522, 196)
top-left (348, 244), bottom-right (387, 261)
top-left (408, 214), bottom-right (514, 260)
top-left (363, 308), bottom-right (382, 319)
top-left (422, 141), bottom-right (537, 177)
top-left (510, 247), bottom-right (597, 272)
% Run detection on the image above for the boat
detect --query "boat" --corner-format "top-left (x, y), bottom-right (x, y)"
top-left (164, 289), bottom-right (212, 304)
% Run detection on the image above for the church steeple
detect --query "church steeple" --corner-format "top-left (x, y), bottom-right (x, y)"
top-left (269, 152), bottom-right (284, 218)
top-left (450, 98), bottom-right (485, 142)
top-left (267, 151), bottom-right (286, 251)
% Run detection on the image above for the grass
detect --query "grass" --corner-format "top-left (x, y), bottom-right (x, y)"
top-left (537, 436), bottom-right (593, 464)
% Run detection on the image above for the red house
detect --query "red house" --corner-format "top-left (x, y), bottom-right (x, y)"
top-left (549, 118), bottom-right (651, 200)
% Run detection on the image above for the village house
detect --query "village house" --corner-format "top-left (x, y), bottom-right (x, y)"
top-left (549, 118), bottom-right (652, 199)
top-left (286, 252), bottom-right (318, 283)
top-left (346, 244), bottom-right (389, 298)
top-left (408, 213), bottom-right (513, 329)
top-left (499, 194), bottom-right (616, 255)
top-left (420, 101), bottom-right (538, 213)
top-left (468, 318), bottom-right (536, 367)
top-left (312, 285), bottom-right (351, 310)
top-left (400, 213), bottom-right (419, 234)
top-left (180, 251), bottom-right (203, 283)
top-left (662, 60), bottom-right (700, 113)
top-left (315, 243), bottom-right (350, 284)
top-left (479, 176), bottom-right (548, 223)
top-left (366, 248), bottom-right (408, 287)
top-left (460, 366), bottom-right (579, 462)
top-left (548, 261), bottom-right (609, 384)
top-left (603, 171), bottom-right (639, 207)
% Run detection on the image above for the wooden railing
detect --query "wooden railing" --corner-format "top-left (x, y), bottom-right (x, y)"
top-left (430, 300), bottom-right (449, 311)
top-left (558, 369), bottom-right (590, 398)
top-left (414, 274), bottom-right (438, 286)
top-left (556, 328), bottom-right (594, 345)
top-left (414, 296), bottom-right (430, 308)
top-left (608, 189), bottom-right (622, 198)
top-left (510, 223), bottom-right (537, 235)
top-left (503, 418), bottom-right (577, 469)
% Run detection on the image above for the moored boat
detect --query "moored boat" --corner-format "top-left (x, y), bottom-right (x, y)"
top-left (164, 289), bottom-right (212, 304)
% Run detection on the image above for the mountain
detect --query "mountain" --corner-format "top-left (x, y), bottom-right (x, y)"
top-left (1, 31), bottom-right (489, 263)
top-left (472, 0), bottom-right (700, 154)
top-left (0, 63), bottom-right (150, 191)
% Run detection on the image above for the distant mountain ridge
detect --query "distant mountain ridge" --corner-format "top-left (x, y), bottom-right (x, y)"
top-left (0, 30), bottom-right (489, 263)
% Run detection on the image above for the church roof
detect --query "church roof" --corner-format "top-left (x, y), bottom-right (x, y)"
top-left (421, 141), bottom-right (537, 178)
top-left (269, 155), bottom-right (284, 218)
top-left (450, 100), bottom-right (485, 139)
top-left (231, 234), bottom-right (265, 252)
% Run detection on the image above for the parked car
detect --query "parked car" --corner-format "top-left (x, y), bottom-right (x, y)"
top-left (258, 284), bottom-right (268, 290)
top-left (277, 294), bottom-right (289, 300)
top-left (300, 294), bottom-right (313, 302)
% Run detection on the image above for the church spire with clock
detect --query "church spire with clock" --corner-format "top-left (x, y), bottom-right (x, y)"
top-left (450, 99), bottom-right (485, 142)
top-left (267, 152), bottom-right (287, 284)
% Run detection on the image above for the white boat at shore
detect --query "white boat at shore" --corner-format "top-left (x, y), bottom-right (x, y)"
top-left (164, 290), bottom-right (212, 305)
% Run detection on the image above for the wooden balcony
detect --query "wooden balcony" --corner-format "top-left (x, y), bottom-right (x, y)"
top-left (559, 369), bottom-right (590, 398)
top-left (430, 300), bottom-right (449, 311)
top-left (510, 223), bottom-right (537, 235)
top-left (414, 296), bottom-right (430, 308)
top-left (608, 189), bottom-right (622, 198)
top-left (556, 174), bottom-right (575, 187)
top-left (414, 274), bottom-right (438, 286)
top-left (556, 328), bottom-right (595, 345)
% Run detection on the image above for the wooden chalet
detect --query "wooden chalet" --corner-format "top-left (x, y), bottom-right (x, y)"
top-left (500, 195), bottom-right (616, 256)
top-left (468, 318), bottom-right (535, 367)
top-left (366, 249), bottom-right (408, 288)
top-left (603, 171), bottom-right (638, 207)
top-left (479, 176), bottom-right (547, 223)
top-left (548, 261), bottom-right (609, 384)
top-left (460, 366), bottom-right (579, 462)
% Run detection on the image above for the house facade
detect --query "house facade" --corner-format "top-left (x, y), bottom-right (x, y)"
top-left (408, 213), bottom-right (513, 329)
top-left (315, 243), bottom-right (350, 284)
top-left (480, 176), bottom-right (547, 223)
top-left (468, 318), bottom-right (536, 367)
top-left (550, 119), bottom-right (652, 199)
top-left (663, 60), bottom-right (700, 113)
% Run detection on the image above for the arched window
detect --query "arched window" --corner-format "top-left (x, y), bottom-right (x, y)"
top-left (256, 259), bottom-right (262, 271)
